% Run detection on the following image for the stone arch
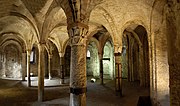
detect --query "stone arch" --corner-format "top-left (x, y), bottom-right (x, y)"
top-left (64, 45), bottom-right (71, 76)
top-left (87, 37), bottom-right (100, 53)
top-left (102, 39), bottom-right (114, 79)
top-left (0, 15), bottom-right (39, 51)
top-left (122, 23), bottom-right (150, 88)
top-left (0, 40), bottom-right (23, 79)
top-left (48, 38), bottom-right (62, 54)
top-left (0, 33), bottom-right (26, 53)
top-left (86, 37), bottom-right (100, 78)
top-left (90, 6), bottom-right (120, 49)
top-left (47, 40), bottom-right (61, 78)
top-left (41, 6), bottom-right (67, 43)
top-left (29, 43), bottom-right (39, 76)
top-left (150, 0), bottom-right (170, 105)
top-left (61, 37), bottom-right (70, 56)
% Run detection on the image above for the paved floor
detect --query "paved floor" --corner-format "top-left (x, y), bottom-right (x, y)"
top-left (0, 77), bottom-right (149, 106)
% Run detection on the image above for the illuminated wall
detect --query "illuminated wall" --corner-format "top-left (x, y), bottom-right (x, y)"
top-left (103, 41), bottom-right (114, 79)
top-left (0, 44), bottom-right (22, 78)
top-left (86, 42), bottom-right (99, 78)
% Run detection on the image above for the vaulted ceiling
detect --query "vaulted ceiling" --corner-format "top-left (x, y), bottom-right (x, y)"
top-left (0, 0), bottom-right (166, 53)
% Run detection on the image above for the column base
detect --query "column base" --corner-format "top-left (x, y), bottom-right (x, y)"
top-left (60, 79), bottom-right (64, 84)
top-left (38, 91), bottom-right (44, 102)
top-left (49, 76), bottom-right (52, 80)
top-left (115, 90), bottom-right (122, 96)
top-left (27, 80), bottom-right (31, 87)
top-left (70, 93), bottom-right (86, 106)
top-left (22, 78), bottom-right (26, 81)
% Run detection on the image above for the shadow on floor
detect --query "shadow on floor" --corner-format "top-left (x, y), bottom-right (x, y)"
top-left (0, 78), bottom-right (149, 106)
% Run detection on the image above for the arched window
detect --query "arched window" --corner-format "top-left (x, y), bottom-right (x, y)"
top-left (30, 48), bottom-right (36, 63)
top-left (87, 50), bottom-right (90, 58)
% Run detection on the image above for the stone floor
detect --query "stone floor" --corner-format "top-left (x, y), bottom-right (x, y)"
top-left (0, 77), bottom-right (149, 106)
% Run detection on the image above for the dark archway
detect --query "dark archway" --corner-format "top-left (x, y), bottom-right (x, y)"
top-left (4, 44), bottom-right (22, 78)
top-left (87, 41), bottom-right (100, 78)
top-left (64, 45), bottom-right (71, 77)
top-left (123, 25), bottom-right (150, 87)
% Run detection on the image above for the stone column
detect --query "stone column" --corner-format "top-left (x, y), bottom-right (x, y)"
top-left (128, 36), bottom-right (134, 82)
top-left (22, 53), bottom-right (26, 81)
top-left (48, 54), bottom-right (52, 80)
top-left (139, 46), bottom-right (145, 87)
top-left (166, 3), bottom-right (180, 105)
top-left (2, 53), bottom-right (6, 77)
top-left (98, 53), bottom-right (103, 85)
top-left (114, 52), bottom-right (122, 96)
top-left (59, 53), bottom-right (65, 84)
top-left (68, 24), bottom-right (88, 106)
top-left (38, 43), bottom-right (45, 102)
top-left (26, 50), bottom-right (31, 87)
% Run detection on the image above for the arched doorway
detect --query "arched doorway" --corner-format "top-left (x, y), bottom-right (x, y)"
top-left (4, 44), bottom-right (22, 78)
top-left (103, 41), bottom-right (114, 80)
top-left (123, 25), bottom-right (150, 87)
top-left (64, 45), bottom-right (71, 77)
top-left (86, 41), bottom-right (100, 78)
top-left (30, 45), bottom-right (39, 77)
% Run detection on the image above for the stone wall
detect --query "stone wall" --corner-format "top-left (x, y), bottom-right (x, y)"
top-left (87, 42), bottom-right (100, 78)
top-left (30, 47), bottom-right (39, 76)
top-left (166, 1), bottom-right (180, 105)
top-left (64, 46), bottom-right (71, 76)
top-left (0, 44), bottom-right (22, 78)
top-left (103, 41), bottom-right (114, 79)
top-left (150, 1), bottom-right (170, 105)
top-left (51, 48), bottom-right (60, 77)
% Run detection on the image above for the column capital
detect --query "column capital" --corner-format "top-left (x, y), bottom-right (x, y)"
top-left (22, 52), bottom-right (27, 55)
top-left (59, 52), bottom-right (65, 57)
top-left (26, 49), bottom-right (31, 52)
top-left (67, 22), bottom-right (89, 31)
top-left (49, 54), bottom-right (53, 59)
top-left (38, 42), bottom-right (46, 52)
top-left (98, 52), bottom-right (103, 59)
top-left (114, 52), bottom-right (121, 56)
top-left (38, 42), bottom-right (46, 46)
top-left (26, 49), bottom-right (31, 56)
top-left (114, 44), bottom-right (122, 53)
top-left (114, 52), bottom-right (121, 64)
top-left (68, 24), bottom-right (88, 46)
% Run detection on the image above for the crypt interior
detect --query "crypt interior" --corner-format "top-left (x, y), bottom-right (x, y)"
top-left (0, 0), bottom-right (180, 106)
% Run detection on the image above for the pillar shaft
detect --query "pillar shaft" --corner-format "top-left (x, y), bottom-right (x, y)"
top-left (99, 53), bottom-right (103, 85)
top-left (70, 44), bottom-right (87, 106)
top-left (22, 53), bottom-right (26, 81)
top-left (68, 23), bottom-right (88, 106)
top-left (48, 55), bottom-right (52, 80)
top-left (139, 47), bottom-right (145, 86)
top-left (169, 53), bottom-right (180, 106)
top-left (60, 56), bottom-right (65, 84)
top-left (26, 50), bottom-right (31, 87)
top-left (114, 53), bottom-right (122, 96)
top-left (166, 3), bottom-right (180, 105)
top-left (1, 53), bottom-right (6, 77)
top-left (38, 43), bottom-right (45, 102)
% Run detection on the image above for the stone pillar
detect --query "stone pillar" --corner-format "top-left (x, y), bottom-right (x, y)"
top-left (2, 53), bottom-right (6, 77)
top-left (59, 53), bottom-right (65, 84)
top-left (26, 50), bottom-right (31, 87)
top-left (22, 53), bottom-right (26, 81)
top-left (114, 52), bottom-right (122, 96)
top-left (139, 46), bottom-right (145, 87)
top-left (166, 2), bottom-right (180, 105)
top-left (68, 24), bottom-right (88, 106)
top-left (128, 36), bottom-right (134, 82)
top-left (98, 53), bottom-right (103, 85)
top-left (38, 43), bottom-right (45, 102)
top-left (48, 54), bottom-right (52, 80)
